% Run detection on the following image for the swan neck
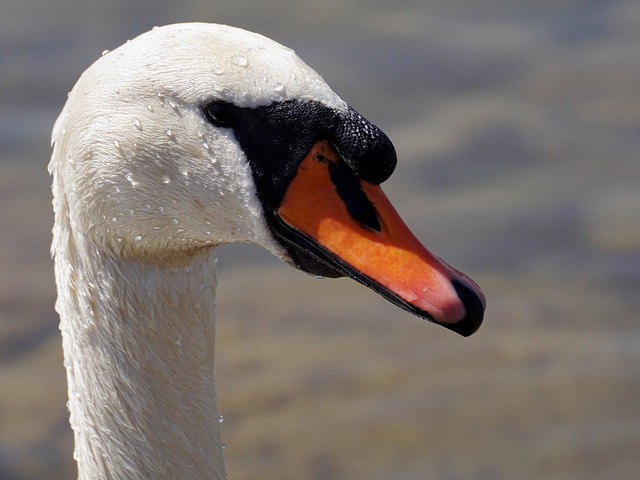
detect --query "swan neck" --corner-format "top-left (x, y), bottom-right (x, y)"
top-left (54, 237), bottom-right (226, 479)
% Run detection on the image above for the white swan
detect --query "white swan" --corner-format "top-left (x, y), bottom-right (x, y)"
top-left (50, 23), bottom-right (485, 479)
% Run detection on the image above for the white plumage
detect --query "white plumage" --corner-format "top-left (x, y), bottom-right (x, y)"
top-left (50, 23), bottom-right (349, 479)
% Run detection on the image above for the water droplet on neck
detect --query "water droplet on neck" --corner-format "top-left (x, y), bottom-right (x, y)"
top-left (231, 54), bottom-right (248, 67)
top-left (274, 83), bottom-right (286, 95)
top-left (134, 235), bottom-right (142, 242)
top-left (113, 86), bottom-right (120, 94)
top-left (125, 172), bottom-right (139, 187)
top-left (211, 67), bottom-right (224, 75)
top-left (133, 118), bottom-right (142, 130)
top-left (161, 175), bottom-right (171, 184)
top-left (101, 49), bottom-right (110, 56)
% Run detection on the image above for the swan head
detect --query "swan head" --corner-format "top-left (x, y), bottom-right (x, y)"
top-left (50, 23), bottom-right (484, 335)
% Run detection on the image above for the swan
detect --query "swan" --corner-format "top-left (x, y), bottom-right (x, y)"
top-left (49, 23), bottom-right (485, 479)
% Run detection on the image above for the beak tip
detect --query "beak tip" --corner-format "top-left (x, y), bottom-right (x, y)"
top-left (439, 279), bottom-right (485, 337)
top-left (440, 313), bottom-right (484, 337)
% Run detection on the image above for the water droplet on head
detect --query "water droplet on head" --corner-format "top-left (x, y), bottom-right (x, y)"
top-left (231, 54), bottom-right (248, 67)
top-left (274, 83), bottom-right (286, 95)
top-left (202, 139), bottom-right (211, 152)
top-left (167, 99), bottom-right (180, 115)
top-left (113, 86), bottom-right (120, 94)
top-left (170, 218), bottom-right (179, 225)
top-left (113, 139), bottom-right (121, 150)
top-left (211, 67), bottom-right (224, 75)
top-left (147, 104), bottom-right (154, 112)
top-left (134, 235), bottom-right (142, 242)
top-left (133, 118), bottom-right (142, 130)
top-left (101, 49), bottom-right (110, 56)
top-left (164, 128), bottom-right (176, 141)
top-left (161, 175), bottom-right (171, 184)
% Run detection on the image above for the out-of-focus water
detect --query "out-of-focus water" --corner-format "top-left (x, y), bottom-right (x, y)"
top-left (1, 1), bottom-right (639, 479)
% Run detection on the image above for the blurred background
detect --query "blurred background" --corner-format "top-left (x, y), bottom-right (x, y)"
top-left (1, 0), bottom-right (639, 479)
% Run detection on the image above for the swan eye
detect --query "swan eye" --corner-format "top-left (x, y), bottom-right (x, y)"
top-left (203, 101), bottom-right (239, 127)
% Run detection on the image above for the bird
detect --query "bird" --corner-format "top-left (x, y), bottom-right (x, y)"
top-left (49, 23), bottom-right (485, 480)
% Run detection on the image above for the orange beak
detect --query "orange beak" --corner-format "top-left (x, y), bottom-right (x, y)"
top-left (275, 141), bottom-right (485, 336)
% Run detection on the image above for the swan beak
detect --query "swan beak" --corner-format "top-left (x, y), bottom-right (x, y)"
top-left (276, 141), bottom-right (485, 336)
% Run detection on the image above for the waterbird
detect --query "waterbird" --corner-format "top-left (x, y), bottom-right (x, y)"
top-left (50, 23), bottom-right (485, 479)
